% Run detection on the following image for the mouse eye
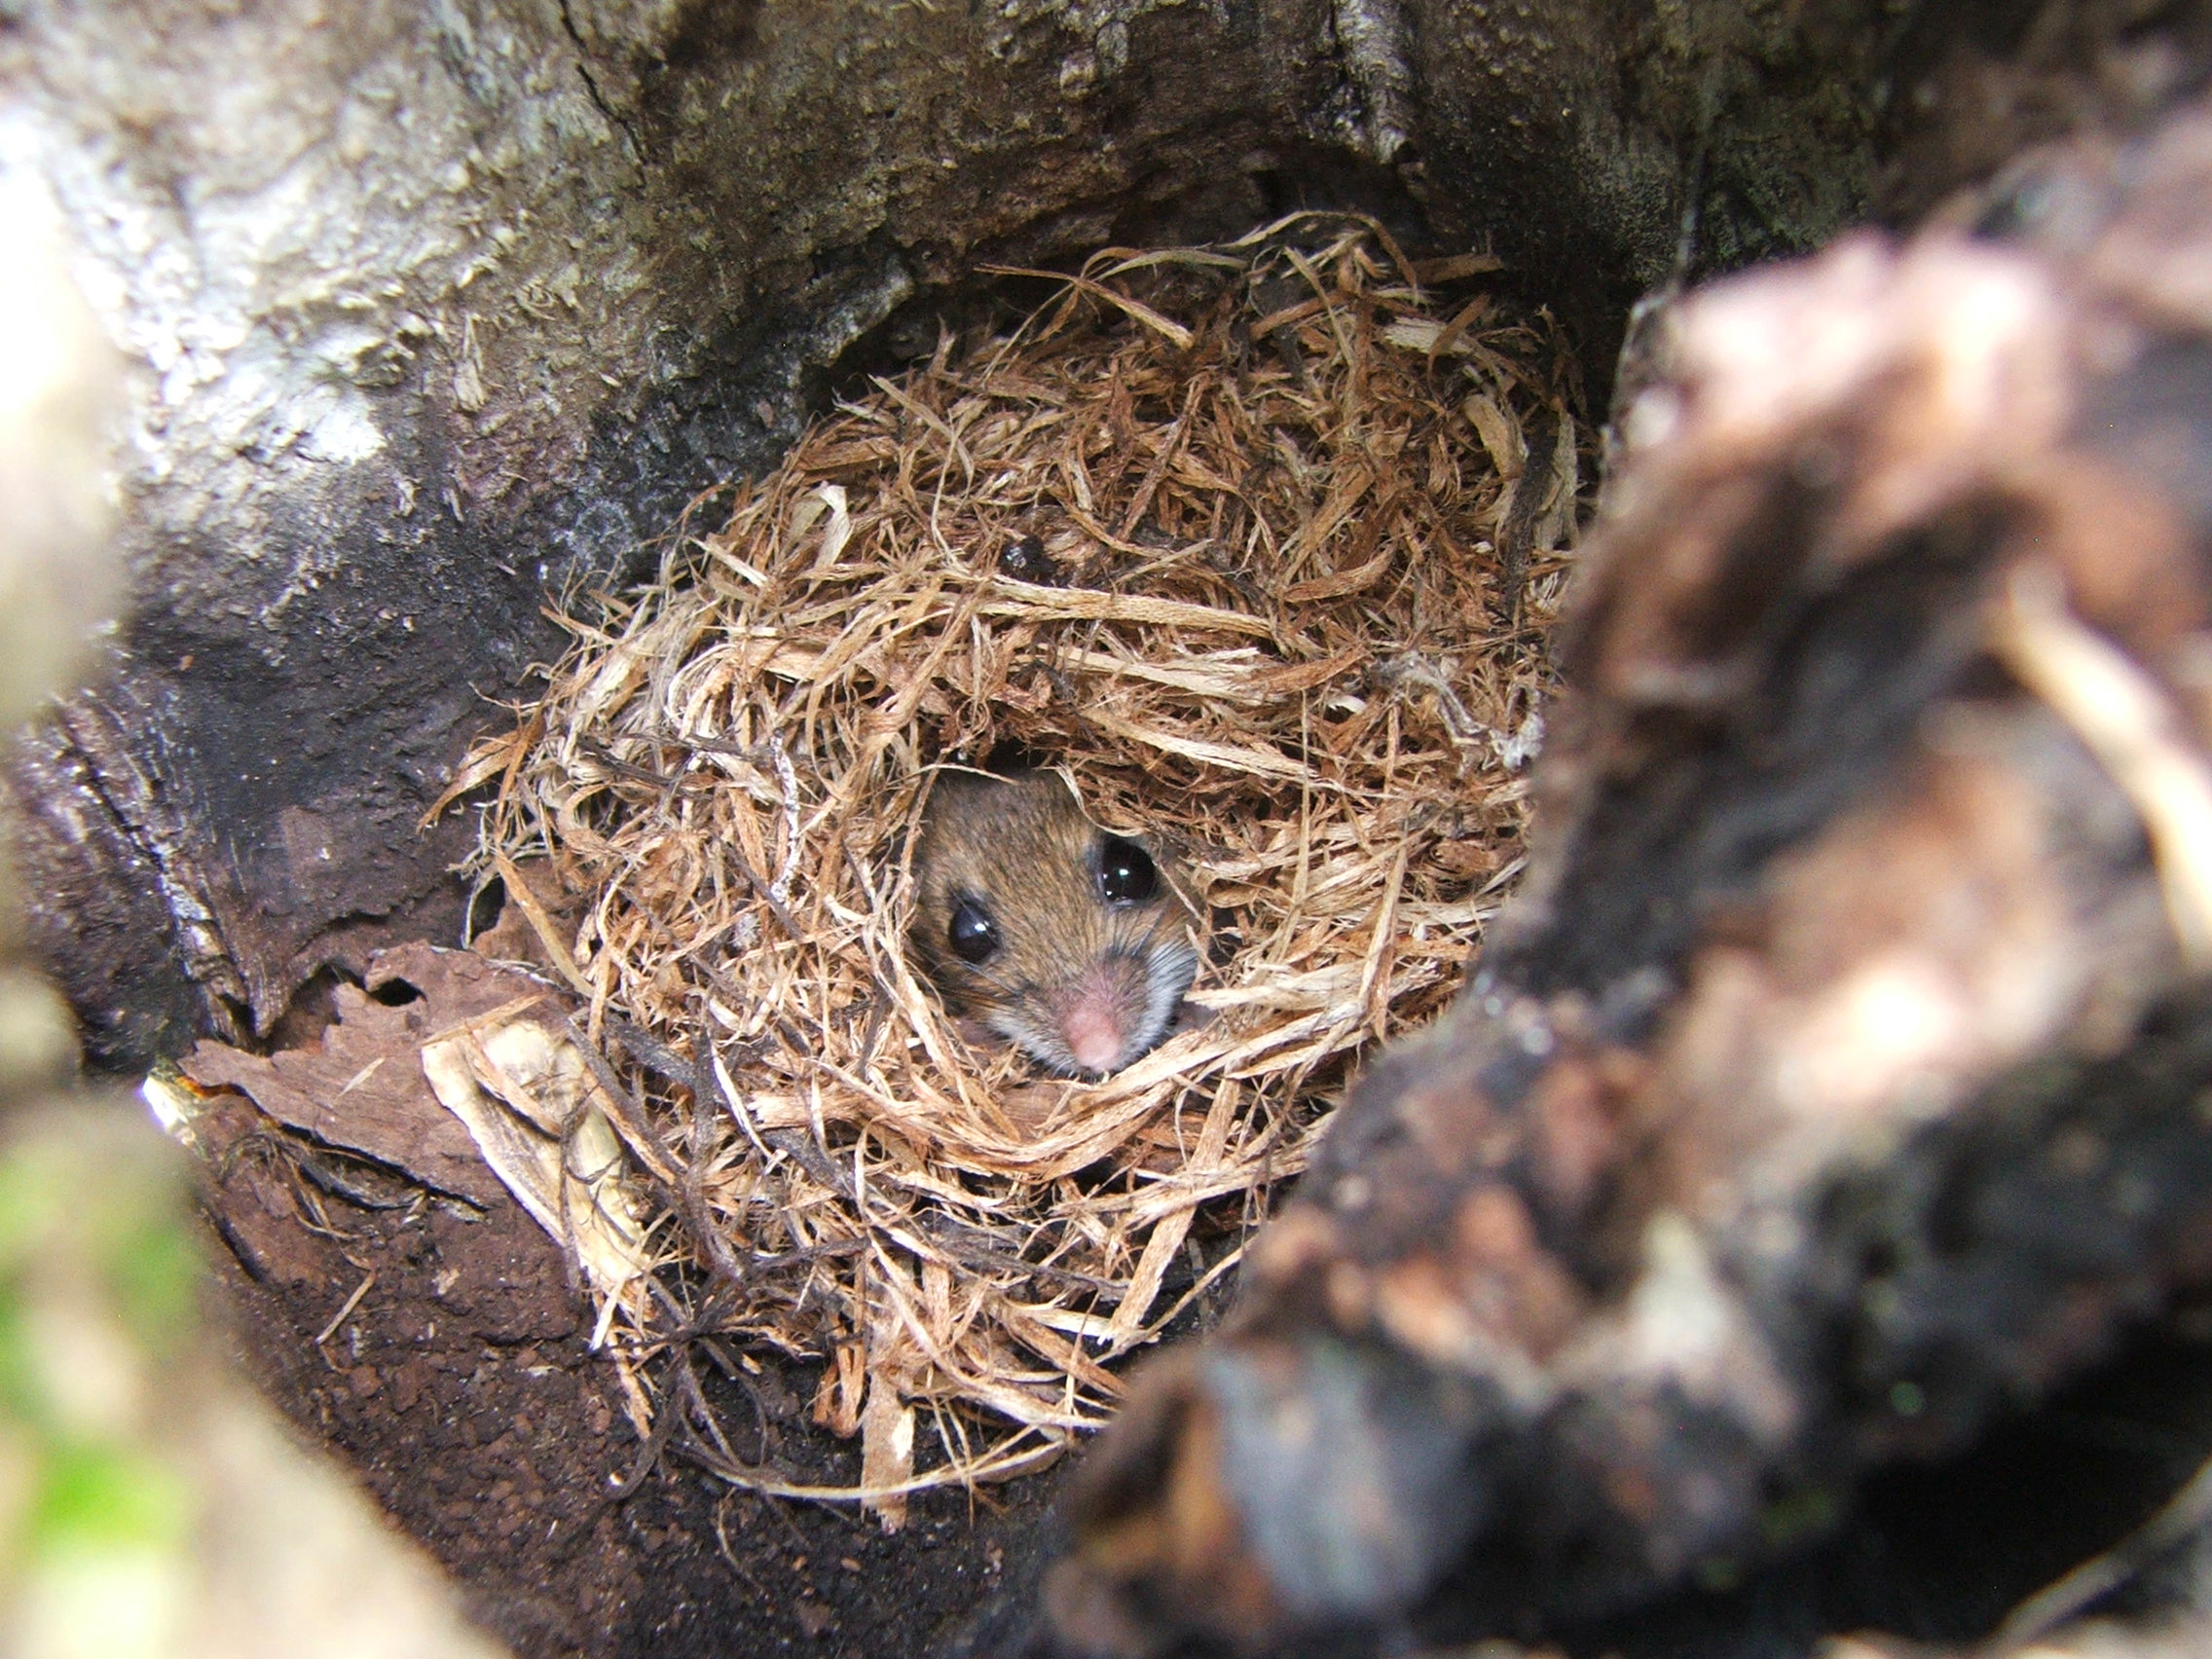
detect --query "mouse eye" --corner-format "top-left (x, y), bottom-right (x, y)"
top-left (1096, 836), bottom-right (1159, 905)
top-left (947, 897), bottom-right (999, 964)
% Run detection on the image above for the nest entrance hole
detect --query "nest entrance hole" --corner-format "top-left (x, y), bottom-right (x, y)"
top-left (469, 213), bottom-right (1594, 1515)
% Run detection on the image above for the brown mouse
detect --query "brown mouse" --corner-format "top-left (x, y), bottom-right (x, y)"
top-left (909, 771), bottom-right (1199, 1077)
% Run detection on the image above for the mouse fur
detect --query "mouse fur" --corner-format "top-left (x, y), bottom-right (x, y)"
top-left (909, 771), bottom-right (1199, 1077)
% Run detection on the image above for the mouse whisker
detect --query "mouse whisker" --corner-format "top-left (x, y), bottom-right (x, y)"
top-left (945, 959), bottom-right (1032, 1011)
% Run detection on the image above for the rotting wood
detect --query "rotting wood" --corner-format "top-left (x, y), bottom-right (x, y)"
top-left (1038, 101), bottom-right (2212, 1659)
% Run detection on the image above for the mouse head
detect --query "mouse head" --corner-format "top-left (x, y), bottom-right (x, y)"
top-left (909, 771), bottom-right (1199, 1077)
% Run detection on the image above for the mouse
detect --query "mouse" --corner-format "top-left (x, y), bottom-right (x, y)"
top-left (909, 770), bottom-right (1200, 1078)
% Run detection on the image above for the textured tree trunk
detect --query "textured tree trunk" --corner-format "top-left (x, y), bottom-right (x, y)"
top-left (0, 0), bottom-right (1984, 1069)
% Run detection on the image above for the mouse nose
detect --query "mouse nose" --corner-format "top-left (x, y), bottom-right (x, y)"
top-left (1056, 954), bottom-right (1153, 1074)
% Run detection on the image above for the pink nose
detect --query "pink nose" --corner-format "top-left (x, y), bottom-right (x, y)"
top-left (1062, 1004), bottom-right (1128, 1073)
top-left (1055, 957), bottom-right (1150, 1073)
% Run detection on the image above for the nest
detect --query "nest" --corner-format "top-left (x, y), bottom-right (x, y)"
top-left (464, 215), bottom-right (1585, 1516)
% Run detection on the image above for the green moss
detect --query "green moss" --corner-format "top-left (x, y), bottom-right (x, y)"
top-left (100, 1217), bottom-right (197, 1358)
top-left (0, 1289), bottom-right (37, 1427)
top-left (29, 1443), bottom-right (188, 1554)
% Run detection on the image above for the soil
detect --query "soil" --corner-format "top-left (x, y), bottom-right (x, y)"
top-left (191, 1086), bottom-right (1065, 1659)
top-left (188, 1066), bottom-right (2212, 1659)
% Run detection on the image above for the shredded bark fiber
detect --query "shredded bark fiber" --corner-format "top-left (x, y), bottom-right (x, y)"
top-left (465, 216), bottom-right (1586, 1515)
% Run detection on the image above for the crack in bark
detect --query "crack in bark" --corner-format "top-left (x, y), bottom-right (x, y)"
top-left (557, 0), bottom-right (645, 165)
top-left (53, 698), bottom-right (249, 1032)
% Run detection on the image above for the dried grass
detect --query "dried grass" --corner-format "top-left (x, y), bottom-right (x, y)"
top-left (466, 214), bottom-right (1585, 1514)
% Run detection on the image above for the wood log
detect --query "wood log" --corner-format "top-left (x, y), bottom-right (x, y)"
top-left (1041, 99), bottom-right (2212, 1659)
top-left (7, 8), bottom-right (2212, 1655)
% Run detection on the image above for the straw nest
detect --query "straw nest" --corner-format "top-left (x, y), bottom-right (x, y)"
top-left (463, 215), bottom-right (1585, 1513)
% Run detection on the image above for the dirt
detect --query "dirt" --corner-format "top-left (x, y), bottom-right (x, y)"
top-left (186, 1045), bottom-right (2212, 1659)
top-left (192, 1087), bottom-right (1062, 1659)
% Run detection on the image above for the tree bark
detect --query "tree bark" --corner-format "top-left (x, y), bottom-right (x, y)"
top-left (0, 0), bottom-right (1947, 1067)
